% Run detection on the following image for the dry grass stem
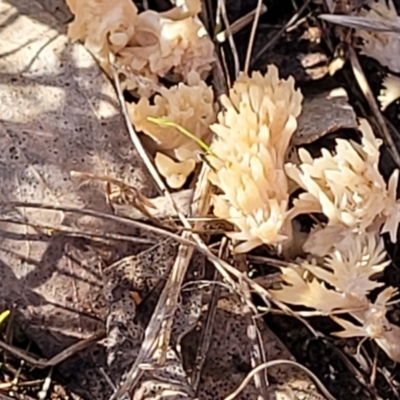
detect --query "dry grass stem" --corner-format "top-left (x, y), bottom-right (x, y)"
top-left (0, 201), bottom-right (192, 246)
top-left (244, 0), bottom-right (264, 74)
top-left (217, 0), bottom-right (239, 78)
top-left (114, 163), bottom-right (213, 398)
top-left (0, 216), bottom-right (156, 245)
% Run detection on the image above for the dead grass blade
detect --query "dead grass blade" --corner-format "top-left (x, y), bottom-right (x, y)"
top-left (319, 14), bottom-right (400, 34)
top-left (348, 45), bottom-right (400, 167)
top-left (223, 360), bottom-right (337, 400)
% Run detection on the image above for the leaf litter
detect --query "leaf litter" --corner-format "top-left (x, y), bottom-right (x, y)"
top-left (1, 1), bottom-right (400, 400)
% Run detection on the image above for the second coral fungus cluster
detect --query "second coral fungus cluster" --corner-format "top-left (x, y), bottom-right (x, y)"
top-left (205, 65), bottom-right (400, 361)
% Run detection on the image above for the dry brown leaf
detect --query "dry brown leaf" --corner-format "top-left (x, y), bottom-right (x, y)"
top-left (293, 88), bottom-right (358, 146)
top-left (0, 0), bottom-right (155, 397)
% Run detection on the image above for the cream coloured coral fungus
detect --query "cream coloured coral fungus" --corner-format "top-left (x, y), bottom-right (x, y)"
top-left (66, 0), bottom-right (138, 58)
top-left (271, 231), bottom-right (400, 362)
top-left (154, 153), bottom-right (196, 189)
top-left (208, 65), bottom-right (303, 253)
top-left (285, 119), bottom-right (400, 242)
top-left (66, 0), bottom-right (214, 96)
top-left (355, 0), bottom-right (400, 73)
top-left (116, 10), bottom-right (214, 81)
top-left (378, 73), bottom-right (400, 110)
top-left (281, 232), bottom-right (400, 362)
top-left (129, 71), bottom-right (216, 188)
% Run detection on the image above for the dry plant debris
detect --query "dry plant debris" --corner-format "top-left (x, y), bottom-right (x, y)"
top-left (355, 0), bottom-right (400, 73)
top-left (3, 0), bottom-right (400, 399)
top-left (351, 0), bottom-right (400, 110)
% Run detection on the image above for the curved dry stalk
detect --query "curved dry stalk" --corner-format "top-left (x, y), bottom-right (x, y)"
top-left (110, 60), bottom-right (191, 222)
top-left (224, 359), bottom-right (336, 400)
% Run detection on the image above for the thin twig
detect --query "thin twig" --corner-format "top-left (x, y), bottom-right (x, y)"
top-left (191, 240), bottom-right (226, 393)
top-left (112, 188), bottom-right (193, 221)
top-left (244, 0), bottom-right (264, 75)
top-left (224, 360), bottom-right (336, 400)
top-left (0, 216), bottom-right (156, 245)
top-left (0, 331), bottom-right (105, 369)
top-left (0, 201), bottom-right (189, 245)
